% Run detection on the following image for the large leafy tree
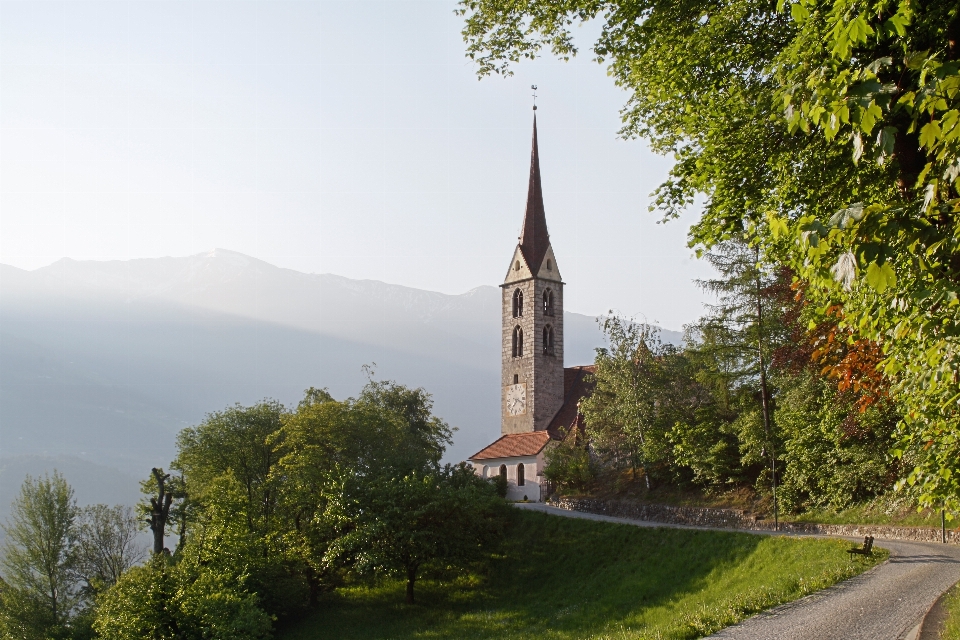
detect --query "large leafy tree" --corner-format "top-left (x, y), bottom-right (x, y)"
top-left (273, 381), bottom-right (454, 571)
top-left (0, 473), bottom-right (79, 638)
top-left (689, 240), bottom-right (791, 515)
top-left (580, 318), bottom-right (692, 487)
top-left (460, 0), bottom-right (960, 513)
top-left (174, 401), bottom-right (287, 550)
top-left (321, 464), bottom-right (507, 604)
top-left (72, 504), bottom-right (146, 598)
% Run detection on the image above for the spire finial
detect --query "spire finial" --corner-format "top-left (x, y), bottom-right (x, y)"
top-left (531, 85), bottom-right (538, 111)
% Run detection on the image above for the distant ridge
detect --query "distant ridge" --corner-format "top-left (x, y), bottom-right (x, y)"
top-left (0, 250), bottom-right (679, 513)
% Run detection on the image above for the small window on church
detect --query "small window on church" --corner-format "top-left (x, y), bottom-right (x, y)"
top-left (512, 326), bottom-right (523, 358)
top-left (543, 289), bottom-right (554, 316)
top-left (543, 325), bottom-right (554, 356)
top-left (513, 374), bottom-right (519, 384)
top-left (517, 463), bottom-right (525, 486)
top-left (499, 464), bottom-right (507, 479)
top-left (546, 259), bottom-right (552, 271)
top-left (515, 260), bottom-right (521, 271)
top-left (513, 289), bottom-right (524, 318)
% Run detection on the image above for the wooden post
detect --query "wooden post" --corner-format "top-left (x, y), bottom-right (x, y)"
top-left (943, 509), bottom-right (947, 544)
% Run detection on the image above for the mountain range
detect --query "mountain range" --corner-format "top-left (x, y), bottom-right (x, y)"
top-left (0, 249), bottom-right (681, 520)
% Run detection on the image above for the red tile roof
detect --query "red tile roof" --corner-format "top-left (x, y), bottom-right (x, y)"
top-left (470, 366), bottom-right (597, 461)
top-left (469, 431), bottom-right (552, 460)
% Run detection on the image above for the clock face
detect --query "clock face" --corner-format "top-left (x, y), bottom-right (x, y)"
top-left (505, 383), bottom-right (527, 416)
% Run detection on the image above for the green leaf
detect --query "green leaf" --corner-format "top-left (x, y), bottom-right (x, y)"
top-left (905, 50), bottom-right (930, 70)
top-left (865, 261), bottom-right (896, 292)
top-left (919, 121), bottom-right (942, 149)
top-left (885, 14), bottom-right (908, 37)
top-left (850, 80), bottom-right (882, 98)
top-left (860, 104), bottom-right (883, 134)
top-left (790, 2), bottom-right (809, 22)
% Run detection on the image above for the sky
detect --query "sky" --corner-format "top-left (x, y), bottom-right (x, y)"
top-left (0, 0), bottom-right (715, 331)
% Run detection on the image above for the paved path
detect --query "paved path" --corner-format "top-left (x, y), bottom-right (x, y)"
top-left (517, 503), bottom-right (960, 640)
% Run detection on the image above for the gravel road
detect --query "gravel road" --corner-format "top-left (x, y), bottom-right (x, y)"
top-left (516, 503), bottom-right (960, 640)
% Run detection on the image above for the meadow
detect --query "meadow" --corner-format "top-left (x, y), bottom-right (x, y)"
top-left (941, 583), bottom-right (960, 640)
top-left (282, 510), bottom-right (885, 640)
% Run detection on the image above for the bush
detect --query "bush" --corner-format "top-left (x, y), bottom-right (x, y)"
top-left (94, 557), bottom-right (272, 640)
top-left (543, 441), bottom-right (596, 494)
top-left (490, 473), bottom-right (508, 498)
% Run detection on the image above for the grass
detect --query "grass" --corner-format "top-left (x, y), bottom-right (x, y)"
top-left (281, 510), bottom-right (885, 640)
top-left (942, 583), bottom-right (960, 640)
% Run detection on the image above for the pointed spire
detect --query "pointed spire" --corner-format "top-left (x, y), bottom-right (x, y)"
top-left (519, 115), bottom-right (550, 274)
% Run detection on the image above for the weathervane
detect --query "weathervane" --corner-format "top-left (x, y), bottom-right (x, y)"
top-left (531, 85), bottom-right (538, 110)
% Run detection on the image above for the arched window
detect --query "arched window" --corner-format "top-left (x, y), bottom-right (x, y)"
top-left (546, 259), bottom-right (552, 271)
top-left (517, 463), bottom-right (525, 486)
top-left (499, 464), bottom-right (507, 478)
top-left (542, 325), bottom-right (554, 356)
top-left (513, 289), bottom-right (524, 317)
top-left (512, 326), bottom-right (523, 357)
top-left (543, 289), bottom-right (554, 316)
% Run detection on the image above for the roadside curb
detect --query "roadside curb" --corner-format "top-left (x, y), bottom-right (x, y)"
top-left (919, 581), bottom-right (958, 640)
top-left (549, 497), bottom-right (960, 546)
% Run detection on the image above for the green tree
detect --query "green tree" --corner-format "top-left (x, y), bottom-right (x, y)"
top-left (0, 473), bottom-right (79, 637)
top-left (321, 464), bottom-right (507, 604)
top-left (458, 0), bottom-right (960, 513)
top-left (141, 468), bottom-right (183, 556)
top-left (580, 318), bottom-right (679, 488)
top-left (356, 379), bottom-right (454, 469)
top-left (775, 372), bottom-right (900, 511)
top-left (273, 381), bottom-right (454, 586)
top-left (543, 437), bottom-right (596, 494)
top-left (73, 504), bottom-right (146, 597)
top-left (690, 241), bottom-right (791, 514)
top-left (174, 401), bottom-right (286, 545)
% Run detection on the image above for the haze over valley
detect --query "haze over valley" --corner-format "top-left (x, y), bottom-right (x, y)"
top-left (0, 249), bottom-right (680, 519)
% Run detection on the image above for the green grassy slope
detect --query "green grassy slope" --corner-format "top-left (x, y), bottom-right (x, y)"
top-left (941, 583), bottom-right (960, 639)
top-left (282, 510), bottom-right (884, 640)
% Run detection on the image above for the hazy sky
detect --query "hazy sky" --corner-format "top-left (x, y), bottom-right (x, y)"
top-left (0, 0), bottom-right (714, 331)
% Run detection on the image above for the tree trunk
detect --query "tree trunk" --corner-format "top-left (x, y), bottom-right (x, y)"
top-left (406, 566), bottom-right (417, 605)
top-left (149, 468), bottom-right (173, 555)
top-left (755, 250), bottom-right (778, 532)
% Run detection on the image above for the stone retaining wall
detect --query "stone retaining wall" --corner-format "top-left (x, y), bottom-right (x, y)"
top-left (551, 497), bottom-right (960, 545)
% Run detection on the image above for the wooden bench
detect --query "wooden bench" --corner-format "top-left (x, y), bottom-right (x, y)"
top-left (847, 535), bottom-right (874, 556)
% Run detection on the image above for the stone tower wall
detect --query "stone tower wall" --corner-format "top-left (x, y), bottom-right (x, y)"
top-left (501, 276), bottom-right (564, 434)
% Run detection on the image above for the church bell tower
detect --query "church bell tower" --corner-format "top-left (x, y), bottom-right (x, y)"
top-left (501, 116), bottom-right (565, 435)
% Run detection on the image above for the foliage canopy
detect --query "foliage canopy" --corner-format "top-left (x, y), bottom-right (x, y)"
top-left (460, 0), bottom-right (960, 513)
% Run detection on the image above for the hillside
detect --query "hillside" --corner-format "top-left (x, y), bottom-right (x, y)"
top-left (282, 509), bottom-right (881, 640)
top-left (0, 250), bottom-right (681, 518)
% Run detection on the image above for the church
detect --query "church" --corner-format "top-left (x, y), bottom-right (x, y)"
top-left (468, 116), bottom-right (595, 502)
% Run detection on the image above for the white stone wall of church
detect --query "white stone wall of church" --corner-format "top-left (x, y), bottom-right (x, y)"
top-left (471, 455), bottom-right (543, 502)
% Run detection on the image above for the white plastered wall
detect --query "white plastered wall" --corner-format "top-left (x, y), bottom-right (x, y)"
top-left (470, 453), bottom-right (546, 502)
